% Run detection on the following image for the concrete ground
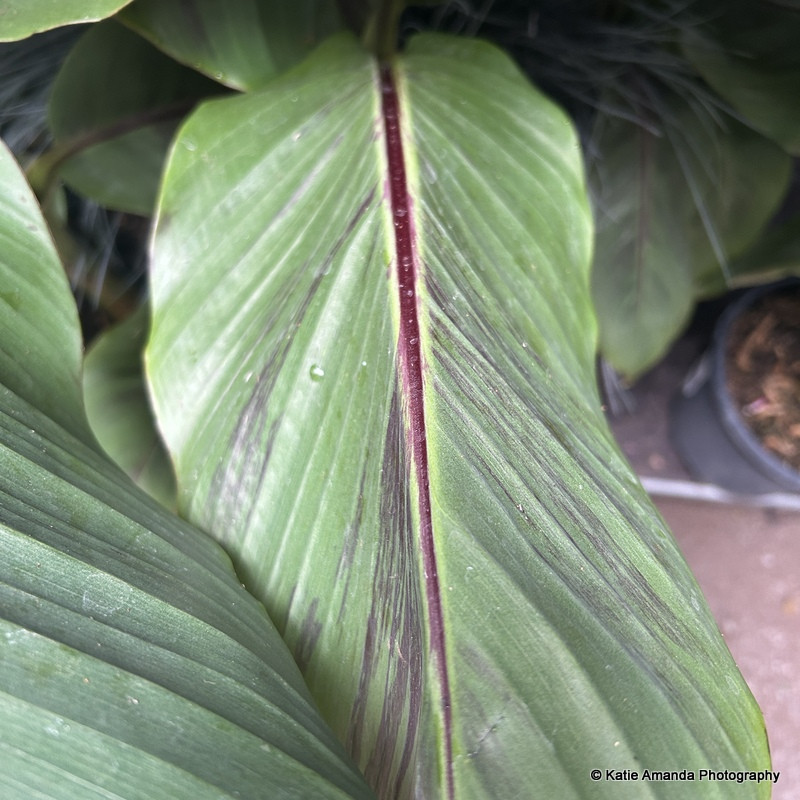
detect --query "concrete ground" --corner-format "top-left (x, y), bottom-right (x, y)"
top-left (606, 308), bottom-right (799, 800)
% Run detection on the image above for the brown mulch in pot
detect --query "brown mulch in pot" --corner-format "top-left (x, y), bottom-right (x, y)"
top-left (725, 286), bottom-right (800, 472)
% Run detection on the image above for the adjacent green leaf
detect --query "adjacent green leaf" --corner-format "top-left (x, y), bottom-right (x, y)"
top-left (590, 111), bottom-right (695, 382)
top-left (0, 138), bottom-right (374, 800)
top-left (685, 119), bottom-right (791, 295)
top-left (0, 139), bottom-right (86, 438)
top-left (119, 0), bottom-right (343, 91)
top-left (46, 20), bottom-right (224, 214)
top-left (590, 99), bottom-right (790, 379)
top-left (148, 33), bottom-right (769, 799)
top-left (83, 304), bottom-right (177, 508)
top-left (0, 0), bottom-right (132, 41)
top-left (682, 2), bottom-right (800, 155)
top-left (725, 215), bottom-right (800, 289)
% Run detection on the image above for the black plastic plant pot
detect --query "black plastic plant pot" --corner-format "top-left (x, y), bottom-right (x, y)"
top-left (671, 279), bottom-right (800, 495)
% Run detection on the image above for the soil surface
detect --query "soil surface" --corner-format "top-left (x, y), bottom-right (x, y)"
top-left (725, 286), bottom-right (800, 471)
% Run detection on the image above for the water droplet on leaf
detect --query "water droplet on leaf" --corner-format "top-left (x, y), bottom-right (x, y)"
top-left (309, 364), bottom-right (325, 381)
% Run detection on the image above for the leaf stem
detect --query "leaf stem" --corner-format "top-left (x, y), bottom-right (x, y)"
top-left (379, 63), bottom-right (455, 800)
top-left (26, 99), bottom-right (198, 207)
top-left (362, 0), bottom-right (406, 61)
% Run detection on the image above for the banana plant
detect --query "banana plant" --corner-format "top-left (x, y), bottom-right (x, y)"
top-left (0, 2), bottom-right (771, 798)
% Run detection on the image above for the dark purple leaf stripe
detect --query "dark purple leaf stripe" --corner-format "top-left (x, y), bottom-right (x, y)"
top-left (379, 65), bottom-right (454, 800)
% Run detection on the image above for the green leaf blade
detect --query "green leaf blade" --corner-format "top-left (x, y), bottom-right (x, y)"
top-left (590, 103), bottom-right (790, 379)
top-left (149, 36), bottom-right (409, 791)
top-left (0, 0), bottom-right (133, 41)
top-left (83, 305), bottom-right (176, 508)
top-left (0, 358), bottom-right (374, 800)
top-left (682, 3), bottom-right (800, 155)
top-left (409, 55), bottom-right (765, 781)
top-left (0, 139), bottom-right (86, 439)
top-left (148, 33), bottom-right (770, 799)
top-left (119, 0), bottom-right (343, 91)
top-left (725, 216), bottom-right (800, 289)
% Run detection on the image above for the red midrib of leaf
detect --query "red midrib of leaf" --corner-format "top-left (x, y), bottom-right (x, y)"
top-left (379, 65), bottom-right (454, 799)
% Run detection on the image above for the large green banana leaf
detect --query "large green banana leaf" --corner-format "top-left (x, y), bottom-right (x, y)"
top-left (147, 33), bottom-right (769, 799)
top-left (0, 138), bottom-right (374, 799)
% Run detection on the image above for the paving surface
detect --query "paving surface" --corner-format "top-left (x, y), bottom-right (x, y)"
top-left (605, 307), bottom-right (799, 799)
